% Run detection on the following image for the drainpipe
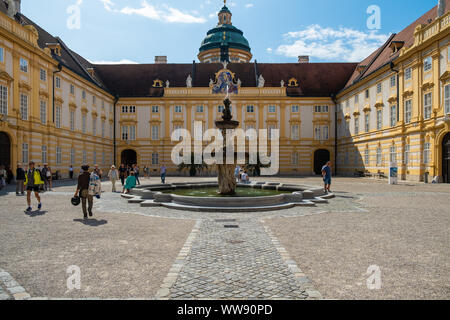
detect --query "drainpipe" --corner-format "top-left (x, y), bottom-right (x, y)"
top-left (52, 63), bottom-right (62, 123)
top-left (113, 94), bottom-right (119, 166)
top-left (390, 61), bottom-right (400, 121)
top-left (331, 94), bottom-right (338, 175)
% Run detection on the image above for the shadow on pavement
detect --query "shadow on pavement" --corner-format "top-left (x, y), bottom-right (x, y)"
top-left (24, 210), bottom-right (48, 217)
top-left (73, 218), bottom-right (108, 227)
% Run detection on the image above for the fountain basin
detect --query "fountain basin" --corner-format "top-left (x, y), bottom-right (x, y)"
top-left (122, 181), bottom-right (334, 212)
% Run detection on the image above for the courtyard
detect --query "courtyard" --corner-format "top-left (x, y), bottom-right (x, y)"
top-left (0, 176), bottom-right (448, 300)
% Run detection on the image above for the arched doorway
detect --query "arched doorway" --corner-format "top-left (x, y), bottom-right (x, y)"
top-left (314, 149), bottom-right (330, 175)
top-left (443, 133), bottom-right (450, 183)
top-left (0, 132), bottom-right (11, 167)
top-left (121, 149), bottom-right (137, 167)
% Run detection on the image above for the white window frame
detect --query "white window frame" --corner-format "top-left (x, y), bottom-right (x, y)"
top-left (354, 117), bottom-right (359, 135)
top-left (70, 84), bottom-right (75, 95)
top-left (152, 153), bottom-right (159, 165)
top-left (247, 105), bottom-right (254, 113)
top-left (405, 100), bottom-right (412, 124)
top-left (82, 90), bottom-right (86, 100)
top-left (0, 85), bottom-right (8, 115)
top-left (423, 142), bottom-right (431, 164)
top-left (101, 121), bottom-right (105, 138)
top-left (423, 56), bottom-right (432, 72)
top-left (390, 146), bottom-right (397, 164)
top-left (376, 147), bottom-right (382, 166)
top-left (40, 100), bottom-right (47, 124)
top-left (92, 118), bottom-right (97, 136)
top-left (70, 110), bottom-right (75, 131)
top-left (291, 152), bottom-right (299, 165)
top-left (291, 105), bottom-right (299, 113)
top-left (404, 145), bottom-right (410, 165)
top-left (40, 69), bottom-right (47, 82)
top-left (365, 113), bottom-right (370, 132)
top-left (291, 125), bottom-right (299, 140)
top-left (122, 126), bottom-right (128, 140)
top-left (196, 105), bottom-right (204, 113)
top-left (42, 145), bottom-right (47, 164)
top-left (55, 106), bottom-right (61, 129)
top-left (55, 76), bottom-right (61, 88)
top-left (390, 105), bottom-right (397, 127)
top-left (82, 114), bottom-right (87, 133)
top-left (390, 75), bottom-right (396, 88)
top-left (20, 58), bottom-right (28, 72)
top-left (151, 125), bottom-right (159, 140)
top-left (424, 92), bottom-right (432, 119)
top-left (129, 125), bottom-right (136, 141)
top-left (405, 67), bottom-right (412, 80)
top-left (56, 147), bottom-right (62, 165)
top-left (376, 83), bottom-right (382, 94)
top-left (444, 84), bottom-right (450, 114)
top-left (152, 106), bottom-right (159, 113)
top-left (0, 47), bottom-right (4, 63)
top-left (22, 143), bottom-right (28, 164)
top-left (364, 149), bottom-right (370, 165)
top-left (20, 94), bottom-right (28, 120)
top-left (376, 109), bottom-right (382, 130)
top-left (268, 105), bottom-right (276, 113)
top-left (175, 106), bottom-right (182, 113)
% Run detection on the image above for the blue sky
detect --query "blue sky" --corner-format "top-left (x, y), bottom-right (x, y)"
top-left (22, 0), bottom-right (438, 64)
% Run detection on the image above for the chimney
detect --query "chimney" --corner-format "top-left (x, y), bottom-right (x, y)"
top-left (438, 0), bottom-right (446, 17)
top-left (298, 55), bottom-right (309, 63)
top-left (155, 56), bottom-right (167, 64)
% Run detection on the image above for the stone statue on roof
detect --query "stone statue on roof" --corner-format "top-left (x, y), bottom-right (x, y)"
top-left (166, 80), bottom-right (170, 88)
top-left (237, 78), bottom-right (241, 87)
top-left (281, 80), bottom-right (285, 88)
top-left (186, 74), bottom-right (192, 88)
top-left (258, 75), bottom-right (265, 88)
top-left (209, 78), bottom-right (214, 87)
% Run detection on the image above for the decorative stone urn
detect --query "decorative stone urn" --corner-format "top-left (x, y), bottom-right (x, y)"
top-left (215, 98), bottom-right (239, 195)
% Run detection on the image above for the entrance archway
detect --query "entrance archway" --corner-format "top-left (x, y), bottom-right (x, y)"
top-left (314, 149), bottom-right (330, 175)
top-left (443, 133), bottom-right (450, 183)
top-left (0, 132), bottom-right (11, 167)
top-left (121, 149), bottom-right (137, 167)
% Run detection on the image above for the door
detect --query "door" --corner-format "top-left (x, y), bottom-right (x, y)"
top-left (121, 149), bottom-right (137, 167)
top-left (0, 132), bottom-right (11, 167)
top-left (443, 133), bottom-right (450, 183)
top-left (314, 149), bottom-right (330, 175)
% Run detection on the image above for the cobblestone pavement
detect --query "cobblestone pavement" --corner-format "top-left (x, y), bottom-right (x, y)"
top-left (165, 220), bottom-right (315, 300)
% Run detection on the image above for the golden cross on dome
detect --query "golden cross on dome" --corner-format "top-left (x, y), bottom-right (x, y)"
top-left (224, 0), bottom-right (226, 5)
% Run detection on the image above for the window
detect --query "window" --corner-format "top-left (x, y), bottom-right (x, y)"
top-left (355, 95), bottom-right (359, 103)
top-left (376, 83), bottom-right (382, 94)
top-left (70, 148), bottom-right (75, 165)
top-left (56, 147), bottom-right (62, 165)
top-left (122, 126), bottom-right (128, 140)
top-left (175, 106), bottom-right (182, 113)
top-left (423, 142), bottom-right (431, 164)
top-left (70, 84), bottom-right (75, 95)
top-left (82, 90), bottom-right (86, 100)
top-left (322, 125), bottom-right (329, 140)
top-left (92, 118), bottom-right (97, 136)
top-left (101, 101), bottom-right (104, 109)
top-left (247, 105), bottom-right (254, 113)
top-left (129, 126), bottom-right (136, 141)
top-left (268, 106), bottom-right (276, 113)
top-left (345, 120), bottom-right (349, 133)
top-left (424, 92), bottom-right (432, 119)
top-left (365, 90), bottom-right (369, 99)
top-left (82, 114), bottom-right (86, 133)
top-left (314, 125), bottom-right (328, 140)
top-left (291, 105), bottom-right (299, 113)
top-left (405, 67), bottom-right (412, 80)
top-left (40, 101), bottom-right (47, 124)
top-left (390, 75), bottom-right (396, 88)
top-left (20, 58), bottom-right (28, 72)
top-left (196, 105), bottom-right (204, 113)
top-left (20, 94), bottom-right (28, 120)
top-left (129, 106), bottom-right (136, 113)
top-left (151, 125), bottom-right (159, 140)
top-left (42, 146), bottom-right (47, 164)
top-left (354, 117), bottom-right (359, 135)
top-left (101, 121), bottom-right (105, 138)
top-left (291, 152), bottom-right (299, 165)
top-left (82, 150), bottom-right (87, 164)
top-left (314, 126), bottom-right (321, 140)
top-left (291, 125), bottom-right (299, 140)
top-left (22, 143), bottom-right (28, 164)
top-left (404, 145), bottom-right (410, 165)
top-left (55, 106), bottom-right (61, 128)
top-left (314, 105), bottom-right (329, 113)
top-left (217, 105), bottom-right (224, 113)
top-left (152, 153), bottom-right (159, 165)
top-left (423, 56), bottom-right (432, 72)
top-left (376, 147), bottom-right (382, 166)
top-left (0, 85), bottom-right (7, 115)
top-left (0, 47), bottom-right (3, 63)
top-left (445, 85), bottom-right (450, 114)
top-left (121, 105), bottom-right (128, 113)
top-left (390, 146), bottom-right (397, 164)
top-left (364, 149), bottom-right (370, 165)
top-left (365, 113), bottom-right (370, 132)
top-left (92, 96), bottom-right (96, 104)
top-left (404, 100), bottom-right (412, 124)
top-left (70, 111), bottom-right (75, 131)
top-left (152, 106), bottom-right (159, 113)
top-left (40, 69), bottom-right (47, 82)
top-left (390, 105), bottom-right (397, 127)
top-left (346, 100), bottom-right (350, 108)
top-left (55, 76), bottom-right (61, 88)
top-left (377, 109), bottom-right (383, 130)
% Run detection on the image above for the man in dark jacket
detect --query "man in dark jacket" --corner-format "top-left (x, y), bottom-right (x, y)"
top-left (74, 165), bottom-right (92, 219)
top-left (16, 163), bottom-right (25, 195)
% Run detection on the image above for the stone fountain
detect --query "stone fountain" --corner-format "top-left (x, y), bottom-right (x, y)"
top-left (215, 97), bottom-right (239, 195)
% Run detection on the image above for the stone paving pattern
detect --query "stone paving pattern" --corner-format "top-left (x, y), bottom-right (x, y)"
top-left (1, 176), bottom-right (449, 299)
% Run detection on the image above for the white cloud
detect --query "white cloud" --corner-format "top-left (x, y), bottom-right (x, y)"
top-left (99, 0), bottom-right (114, 11)
top-left (266, 47), bottom-right (273, 53)
top-left (90, 59), bottom-right (139, 65)
top-left (119, 1), bottom-right (206, 24)
top-left (276, 24), bottom-right (390, 62)
top-left (245, 3), bottom-right (254, 8)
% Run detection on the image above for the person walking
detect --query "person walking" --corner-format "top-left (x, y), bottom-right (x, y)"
top-left (123, 171), bottom-right (136, 194)
top-left (321, 161), bottom-right (332, 193)
top-left (133, 164), bottom-right (140, 185)
top-left (94, 164), bottom-right (103, 179)
top-left (24, 162), bottom-right (44, 212)
top-left (143, 166), bottom-right (149, 178)
top-left (108, 165), bottom-right (119, 192)
top-left (0, 165), bottom-right (6, 190)
top-left (119, 164), bottom-right (127, 186)
top-left (74, 165), bottom-right (101, 219)
top-left (41, 164), bottom-right (50, 191)
top-left (16, 163), bottom-right (26, 195)
top-left (6, 166), bottom-right (13, 184)
top-left (160, 163), bottom-right (166, 184)
top-left (69, 165), bottom-right (74, 180)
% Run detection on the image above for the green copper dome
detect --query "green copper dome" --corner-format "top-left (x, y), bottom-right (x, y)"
top-left (199, 5), bottom-right (251, 54)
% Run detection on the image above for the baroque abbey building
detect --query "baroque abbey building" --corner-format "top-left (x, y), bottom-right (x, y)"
top-left (0, 0), bottom-right (449, 182)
